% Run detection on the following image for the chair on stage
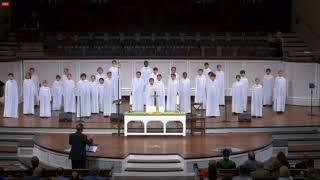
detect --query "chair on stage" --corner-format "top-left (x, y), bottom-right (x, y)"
top-left (190, 102), bottom-right (206, 135)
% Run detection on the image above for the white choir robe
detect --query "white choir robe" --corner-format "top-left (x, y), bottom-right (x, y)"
top-left (62, 74), bottom-right (68, 83)
top-left (3, 80), bottom-right (19, 118)
top-left (23, 79), bottom-right (35, 114)
top-left (232, 81), bottom-right (244, 113)
top-left (32, 74), bottom-right (40, 105)
top-left (155, 81), bottom-right (165, 110)
top-left (180, 78), bottom-right (191, 113)
top-left (204, 68), bottom-right (211, 78)
top-left (109, 66), bottom-right (121, 100)
top-left (195, 74), bottom-right (207, 108)
top-left (166, 79), bottom-right (179, 111)
top-left (89, 81), bottom-right (99, 114)
top-left (98, 83), bottom-right (105, 112)
top-left (151, 73), bottom-right (159, 82)
top-left (273, 76), bottom-right (286, 112)
top-left (63, 79), bottom-right (76, 113)
top-left (77, 80), bottom-right (91, 118)
top-left (240, 77), bottom-right (249, 111)
top-left (145, 84), bottom-right (157, 110)
top-left (103, 78), bottom-right (115, 116)
top-left (251, 84), bottom-right (263, 117)
top-left (52, 80), bottom-right (63, 111)
top-left (206, 79), bottom-right (220, 116)
top-left (215, 70), bottom-right (225, 105)
top-left (132, 78), bottom-right (145, 111)
top-left (95, 73), bottom-right (106, 82)
top-left (39, 86), bottom-right (51, 117)
top-left (141, 66), bottom-right (152, 85)
top-left (263, 74), bottom-right (274, 105)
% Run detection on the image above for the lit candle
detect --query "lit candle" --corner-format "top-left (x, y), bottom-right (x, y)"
top-left (129, 94), bottom-right (133, 105)
top-left (176, 94), bottom-right (180, 105)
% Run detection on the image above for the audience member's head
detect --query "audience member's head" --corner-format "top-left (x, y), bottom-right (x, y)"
top-left (76, 123), bottom-right (84, 132)
top-left (208, 160), bottom-right (217, 178)
top-left (0, 167), bottom-right (4, 177)
top-left (279, 166), bottom-right (290, 177)
top-left (222, 149), bottom-right (230, 160)
top-left (33, 167), bottom-right (43, 177)
top-left (248, 151), bottom-right (255, 161)
top-left (89, 167), bottom-right (100, 177)
top-left (276, 151), bottom-right (290, 168)
top-left (56, 167), bottom-right (64, 177)
top-left (31, 156), bottom-right (39, 170)
top-left (71, 171), bottom-right (80, 180)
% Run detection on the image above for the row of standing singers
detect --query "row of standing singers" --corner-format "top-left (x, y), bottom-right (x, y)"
top-left (3, 63), bottom-right (286, 119)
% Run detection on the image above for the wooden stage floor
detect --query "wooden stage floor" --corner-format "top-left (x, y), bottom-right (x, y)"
top-left (33, 133), bottom-right (272, 159)
top-left (0, 102), bottom-right (319, 129)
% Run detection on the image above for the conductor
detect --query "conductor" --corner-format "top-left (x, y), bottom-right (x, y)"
top-left (69, 123), bottom-right (93, 169)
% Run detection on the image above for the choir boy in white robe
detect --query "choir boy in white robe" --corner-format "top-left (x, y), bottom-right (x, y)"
top-left (180, 72), bottom-right (191, 113)
top-left (145, 78), bottom-right (157, 110)
top-left (29, 67), bottom-right (40, 105)
top-left (166, 74), bottom-right (179, 111)
top-left (232, 75), bottom-right (244, 114)
top-left (103, 72), bottom-right (115, 116)
top-left (206, 73), bottom-right (220, 117)
top-left (89, 75), bottom-right (99, 114)
top-left (77, 73), bottom-right (91, 118)
top-left (95, 67), bottom-right (106, 82)
top-left (132, 71), bottom-right (144, 111)
top-left (98, 78), bottom-right (105, 112)
top-left (215, 64), bottom-right (225, 105)
top-left (39, 80), bottom-right (52, 117)
top-left (3, 73), bottom-right (19, 118)
top-left (155, 74), bottom-right (165, 109)
top-left (63, 74), bottom-right (76, 113)
top-left (263, 68), bottom-right (274, 106)
top-left (141, 60), bottom-right (152, 85)
top-left (61, 68), bottom-right (70, 83)
top-left (169, 66), bottom-right (180, 82)
top-left (203, 62), bottom-right (211, 78)
top-left (195, 69), bottom-right (206, 108)
top-left (151, 67), bottom-right (159, 82)
top-left (251, 78), bottom-right (263, 117)
top-left (109, 60), bottom-right (121, 100)
top-left (52, 75), bottom-right (63, 111)
top-left (273, 69), bottom-right (286, 113)
top-left (240, 70), bottom-right (249, 112)
top-left (23, 72), bottom-right (35, 115)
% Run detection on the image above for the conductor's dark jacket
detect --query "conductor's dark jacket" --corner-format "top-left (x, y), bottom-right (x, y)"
top-left (69, 131), bottom-right (92, 160)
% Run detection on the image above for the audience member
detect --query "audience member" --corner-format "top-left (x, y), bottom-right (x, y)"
top-left (304, 168), bottom-right (320, 180)
top-left (217, 149), bottom-right (236, 169)
top-left (295, 156), bottom-right (314, 169)
top-left (232, 165), bottom-right (252, 180)
top-left (23, 167), bottom-right (43, 180)
top-left (27, 156), bottom-right (40, 175)
top-left (270, 159), bottom-right (282, 179)
top-left (0, 167), bottom-right (5, 180)
top-left (208, 160), bottom-right (217, 180)
top-left (83, 167), bottom-right (105, 180)
top-left (250, 162), bottom-right (272, 179)
top-left (278, 166), bottom-right (293, 180)
top-left (243, 151), bottom-right (259, 172)
top-left (56, 167), bottom-right (68, 180)
top-left (70, 171), bottom-right (80, 180)
top-left (277, 152), bottom-right (290, 168)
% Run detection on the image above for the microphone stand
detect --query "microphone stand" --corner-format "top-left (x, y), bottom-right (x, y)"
top-left (117, 61), bottom-right (121, 135)
top-left (308, 88), bottom-right (315, 116)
